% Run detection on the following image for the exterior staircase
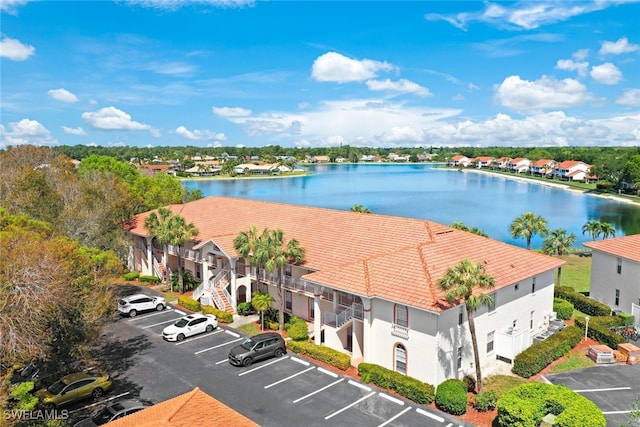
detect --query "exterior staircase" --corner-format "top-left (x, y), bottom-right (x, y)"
top-left (194, 269), bottom-right (234, 314)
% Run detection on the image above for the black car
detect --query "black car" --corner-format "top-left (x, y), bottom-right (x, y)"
top-left (228, 333), bottom-right (286, 367)
top-left (73, 399), bottom-right (153, 426)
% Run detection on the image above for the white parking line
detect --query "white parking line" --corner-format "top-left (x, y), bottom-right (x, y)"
top-left (216, 358), bottom-right (229, 365)
top-left (142, 318), bottom-right (179, 329)
top-left (127, 309), bottom-right (173, 321)
top-left (377, 406), bottom-right (412, 427)
top-left (348, 380), bottom-right (371, 391)
top-left (225, 330), bottom-right (240, 338)
top-left (67, 392), bottom-right (130, 414)
top-left (264, 367), bottom-right (315, 389)
top-left (238, 356), bottom-right (290, 377)
top-left (416, 408), bottom-right (445, 422)
top-left (325, 391), bottom-right (376, 420)
top-left (293, 378), bottom-right (344, 403)
top-left (378, 392), bottom-right (404, 405)
top-left (194, 338), bottom-right (243, 354)
top-left (574, 386), bottom-right (632, 393)
top-left (603, 410), bottom-right (633, 414)
top-left (317, 367), bottom-right (338, 378)
top-left (174, 309), bottom-right (186, 315)
top-left (291, 357), bottom-right (310, 366)
top-left (175, 329), bottom-right (223, 345)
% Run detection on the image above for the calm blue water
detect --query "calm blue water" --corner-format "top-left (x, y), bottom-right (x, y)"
top-left (183, 164), bottom-right (640, 249)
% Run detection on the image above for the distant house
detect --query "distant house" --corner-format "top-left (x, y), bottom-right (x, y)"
top-left (311, 155), bottom-right (330, 163)
top-left (530, 159), bottom-right (555, 176)
top-left (143, 164), bottom-right (171, 176)
top-left (335, 157), bottom-right (347, 163)
top-left (553, 161), bottom-right (592, 181)
top-left (388, 153), bottom-right (410, 162)
top-left (492, 157), bottom-right (511, 170)
top-left (474, 156), bottom-right (494, 169)
top-left (417, 153), bottom-right (436, 162)
top-left (507, 158), bottom-right (531, 173)
top-left (449, 155), bottom-right (470, 167)
top-left (583, 234), bottom-right (640, 326)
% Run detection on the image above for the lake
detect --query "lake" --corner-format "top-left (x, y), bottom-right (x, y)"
top-left (183, 163), bottom-right (640, 249)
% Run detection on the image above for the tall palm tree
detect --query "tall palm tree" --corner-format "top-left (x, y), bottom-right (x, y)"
top-left (542, 229), bottom-right (576, 257)
top-left (144, 207), bottom-right (199, 294)
top-left (251, 292), bottom-right (273, 331)
top-left (350, 204), bottom-right (371, 213)
top-left (234, 225), bottom-right (269, 294)
top-left (581, 220), bottom-right (601, 241)
top-left (438, 259), bottom-right (495, 393)
top-left (451, 221), bottom-right (489, 237)
top-left (509, 211), bottom-right (548, 250)
top-left (260, 229), bottom-right (306, 331)
top-left (598, 222), bottom-right (616, 240)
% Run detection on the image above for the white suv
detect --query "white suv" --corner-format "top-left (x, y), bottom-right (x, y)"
top-left (118, 294), bottom-right (166, 317)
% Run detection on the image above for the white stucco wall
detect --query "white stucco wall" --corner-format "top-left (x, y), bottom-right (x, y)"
top-left (589, 251), bottom-right (640, 313)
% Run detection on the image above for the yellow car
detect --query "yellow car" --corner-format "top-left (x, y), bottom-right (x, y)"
top-left (35, 372), bottom-right (112, 409)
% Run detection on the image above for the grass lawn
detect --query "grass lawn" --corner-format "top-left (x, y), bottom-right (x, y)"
top-left (483, 375), bottom-right (530, 398)
top-left (236, 323), bottom-right (261, 336)
top-left (558, 254), bottom-right (592, 293)
top-left (549, 352), bottom-right (595, 374)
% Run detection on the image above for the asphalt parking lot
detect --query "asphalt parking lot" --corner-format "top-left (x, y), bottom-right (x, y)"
top-left (75, 286), bottom-right (475, 427)
top-left (543, 363), bottom-right (640, 427)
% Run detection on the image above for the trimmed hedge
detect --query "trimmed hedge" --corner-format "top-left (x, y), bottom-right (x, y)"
top-left (554, 286), bottom-right (611, 317)
top-left (435, 379), bottom-right (467, 415)
top-left (123, 271), bottom-right (140, 281)
top-left (140, 275), bottom-right (160, 283)
top-left (497, 382), bottom-right (606, 427)
top-left (512, 325), bottom-right (582, 378)
top-left (553, 298), bottom-right (573, 320)
top-left (177, 296), bottom-right (201, 312)
top-left (574, 316), bottom-right (625, 350)
top-left (287, 340), bottom-right (351, 371)
top-left (285, 317), bottom-right (309, 341)
top-left (201, 305), bottom-right (234, 323)
top-left (619, 312), bottom-right (635, 326)
top-left (237, 302), bottom-right (255, 316)
top-left (358, 363), bottom-right (435, 405)
top-left (475, 390), bottom-right (498, 412)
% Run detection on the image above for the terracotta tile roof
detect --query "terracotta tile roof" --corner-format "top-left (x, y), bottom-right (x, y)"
top-left (533, 159), bottom-right (554, 167)
top-left (104, 387), bottom-right (258, 427)
top-left (555, 160), bottom-right (587, 169)
top-left (584, 234), bottom-right (640, 263)
top-left (125, 197), bottom-right (564, 312)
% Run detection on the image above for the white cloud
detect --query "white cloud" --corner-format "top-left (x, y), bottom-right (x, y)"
top-left (142, 61), bottom-right (197, 76)
top-left (599, 37), bottom-right (640, 55)
top-left (590, 62), bottom-right (622, 85)
top-left (48, 88), bottom-right (79, 103)
top-left (556, 59), bottom-right (589, 77)
top-left (616, 89), bottom-right (640, 106)
top-left (212, 106), bottom-right (253, 118)
top-left (0, 118), bottom-right (58, 148)
top-left (0, 37), bottom-right (35, 61)
top-left (62, 126), bottom-right (86, 135)
top-left (311, 52), bottom-right (395, 83)
top-left (0, 0), bottom-right (30, 14)
top-left (81, 106), bottom-right (158, 136)
top-left (174, 125), bottom-right (226, 141)
top-left (366, 79), bottom-right (432, 97)
top-left (494, 75), bottom-right (593, 110)
top-left (128, 0), bottom-right (254, 10)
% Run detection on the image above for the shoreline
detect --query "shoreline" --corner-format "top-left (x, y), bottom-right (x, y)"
top-left (454, 167), bottom-right (640, 206)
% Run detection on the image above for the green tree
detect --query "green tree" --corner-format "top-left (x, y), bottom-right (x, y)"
top-left (438, 259), bottom-right (495, 393)
top-left (509, 212), bottom-right (549, 250)
top-left (144, 207), bottom-right (199, 294)
top-left (350, 204), bottom-right (371, 213)
top-left (598, 222), bottom-right (616, 240)
top-left (259, 229), bottom-right (306, 331)
top-left (451, 221), bottom-right (488, 237)
top-left (251, 292), bottom-right (273, 331)
top-left (582, 220), bottom-right (616, 240)
top-left (542, 229), bottom-right (576, 257)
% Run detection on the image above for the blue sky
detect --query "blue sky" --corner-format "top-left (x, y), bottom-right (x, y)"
top-left (1, 0), bottom-right (639, 149)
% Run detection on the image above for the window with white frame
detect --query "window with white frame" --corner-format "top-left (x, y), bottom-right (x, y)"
top-left (457, 346), bottom-right (463, 370)
top-left (394, 344), bottom-right (407, 374)
top-left (617, 258), bottom-right (622, 274)
top-left (285, 291), bottom-right (292, 311)
top-left (395, 304), bottom-right (408, 328)
top-left (486, 331), bottom-right (495, 354)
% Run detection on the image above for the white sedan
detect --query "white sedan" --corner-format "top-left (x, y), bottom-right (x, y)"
top-left (162, 313), bottom-right (218, 342)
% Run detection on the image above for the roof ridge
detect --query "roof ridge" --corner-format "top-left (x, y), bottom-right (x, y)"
top-left (362, 259), bottom-right (371, 295)
top-left (417, 242), bottom-right (437, 303)
top-left (165, 387), bottom-right (201, 423)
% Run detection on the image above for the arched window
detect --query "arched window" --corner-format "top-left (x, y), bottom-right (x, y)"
top-left (394, 343), bottom-right (407, 374)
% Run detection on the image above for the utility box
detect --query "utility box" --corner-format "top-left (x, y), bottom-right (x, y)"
top-left (618, 343), bottom-right (640, 364)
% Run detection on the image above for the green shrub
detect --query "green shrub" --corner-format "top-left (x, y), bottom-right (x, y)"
top-left (237, 302), bottom-right (255, 316)
top-left (358, 363), bottom-right (435, 405)
top-left (554, 286), bottom-right (611, 317)
top-left (618, 312), bottom-right (635, 326)
top-left (139, 275), bottom-right (160, 283)
top-left (267, 321), bottom-right (279, 330)
top-left (497, 383), bottom-right (605, 427)
top-left (553, 298), bottom-right (573, 320)
top-left (475, 390), bottom-right (498, 412)
top-left (201, 305), bottom-right (234, 323)
top-left (462, 375), bottom-right (476, 393)
top-left (287, 340), bottom-right (351, 371)
top-left (285, 318), bottom-right (308, 341)
top-left (123, 271), bottom-right (140, 281)
top-left (512, 325), bottom-right (582, 378)
top-left (574, 316), bottom-right (625, 349)
top-left (177, 295), bottom-right (201, 312)
top-left (435, 379), bottom-right (467, 415)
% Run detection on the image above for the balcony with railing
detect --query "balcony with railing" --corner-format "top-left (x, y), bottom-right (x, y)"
top-left (167, 245), bottom-right (203, 261)
top-left (391, 323), bottom-right (409, 339)
top-left (323, 303), bottom-right (364, 329)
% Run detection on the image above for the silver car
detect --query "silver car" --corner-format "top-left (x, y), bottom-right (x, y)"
top-left (73, 399), bottom-right (153, 426)
top-left (118, 294), bottom-right (166, 317)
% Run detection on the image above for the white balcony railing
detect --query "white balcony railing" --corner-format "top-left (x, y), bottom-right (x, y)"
top-left (323, 303), bottom-right (364, 329)
top-left (167, 245), bottom-right (202, 261)
top-left (391, 323), bottom-right (409, 339)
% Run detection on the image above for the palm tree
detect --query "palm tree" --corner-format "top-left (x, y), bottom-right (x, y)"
top-left (542, 229), bottom-right (576, 258)
top-left (451, 221), bottom-right (488, 237)
top-left (598, 222), bottom-right (616, 240)
top-left (582, 220), bottom-right (616, 240)
top-left (260, 229), bottom-right (306, 331)
top-left (350, 204), bottom-right (371, 213)
top-left (144, 207), bottom-right (199, 294)
top-left (509, 211), bottom-right (548, 250)
top-left (251, 292), bottom-right (273, 331)
top-left (438, 259), bottom-right (495, 393)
